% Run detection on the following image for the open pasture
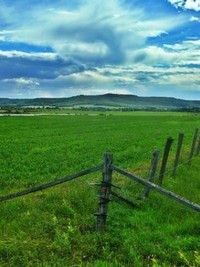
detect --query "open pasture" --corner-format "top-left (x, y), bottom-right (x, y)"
top-left (0, 111), bottom-right (200, 266)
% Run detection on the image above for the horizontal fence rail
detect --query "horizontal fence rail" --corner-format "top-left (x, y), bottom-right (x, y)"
top-left (0, 165), bottom-right (102, 202)
top-left (112, 165), bottom-right (200, 213)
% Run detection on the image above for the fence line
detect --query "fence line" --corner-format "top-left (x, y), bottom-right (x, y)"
top-left (112, 165), bottom-right (200, 213)
top-left (0, 165), bottom-right (102, 202)
top-left (154, 128), bottom-right (199, 185)
top-left (1, 127), bottom-right (200, 231)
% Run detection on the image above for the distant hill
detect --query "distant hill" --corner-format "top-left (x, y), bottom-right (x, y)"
top-left (0, 93), bottom-right (200, 110)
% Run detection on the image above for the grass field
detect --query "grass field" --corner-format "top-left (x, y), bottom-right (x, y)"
top-left (0, 111), bottom-right (200, 266)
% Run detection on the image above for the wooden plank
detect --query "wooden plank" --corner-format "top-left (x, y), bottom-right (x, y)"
top-left (0, 165), bottom-right (102, 202)
top-left (112, 165), bottom-right (200, 213)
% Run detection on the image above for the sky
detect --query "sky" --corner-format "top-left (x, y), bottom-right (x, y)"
top-left (0, 0), bottom-right (200, 99)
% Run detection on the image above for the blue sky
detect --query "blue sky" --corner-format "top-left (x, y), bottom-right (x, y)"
top-left (0, 0), bottom-right (199, 99)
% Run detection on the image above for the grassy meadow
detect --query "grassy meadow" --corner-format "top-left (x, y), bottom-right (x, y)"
top-left (0, 111), bottom-right (200, 266)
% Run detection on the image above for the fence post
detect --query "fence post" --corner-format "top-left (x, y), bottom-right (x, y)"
top-left (142, 150), bottom-right (160, 199)
top-left (188, 128), bottom-right (199, 165)
top-left (95, 153), bottom-right (113, 232)
top-left (172, 133), bottom-right (184, 176)
top-left (158, 137), bottom-right (173, 186)
top-left (196, 137), bottom-right (200, 156)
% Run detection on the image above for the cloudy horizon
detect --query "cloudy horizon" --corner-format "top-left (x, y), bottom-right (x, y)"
top-left (0, 0), bottom-right (200, 100)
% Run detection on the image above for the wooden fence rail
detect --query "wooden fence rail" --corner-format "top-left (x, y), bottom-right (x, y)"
top-left (0, 165), bottom-right (102, 202)
top-left (112, 165), bottom-right (200, 213)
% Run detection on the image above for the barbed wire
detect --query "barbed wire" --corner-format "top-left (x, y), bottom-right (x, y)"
top-left (153, 158), bottom-right (192, 181)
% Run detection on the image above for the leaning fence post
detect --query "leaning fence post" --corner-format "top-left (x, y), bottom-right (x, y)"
top-left (172, 133), bottom-right (184, 176)
top-left (142, 150), bottom-right (160, 199)
top-left (95, 153), bottom-right (113, 232)
top-left (158, 137), bottom-right (173, 186)
top-left (188, 128), bottom-right (199, 165)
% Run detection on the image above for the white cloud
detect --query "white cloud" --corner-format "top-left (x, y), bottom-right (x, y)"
top-left (190, 16), bottom-right (200, 22)
top-left (132, 46), bottom-right (177, 65)
top-left (0, 50), bottom-right (56, 60)
top-left (163, 40), bottom-right (200, 65)
top-left (129, 39), bottom-right (200, 68)
top-left (185, 0), bottom-right (200, 11)
top-left (0, 30), bottom-right (17, 41)
top-left (168, 0), bottom-right (200, 11)
top-left (68, 70), bottom-right (112, 85)
top-left (168, 0), bottom-right (184, 6)
top-left (56, 41), bottom-right (109, 61)
top-left (1, 0), bottom-right (186, 65)
top-left (3, 77), bottom-right (39, 86)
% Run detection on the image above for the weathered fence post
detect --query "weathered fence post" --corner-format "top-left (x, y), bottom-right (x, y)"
top-left (95, 153), bottom-right (113, 232)
top-left (158, 137), bottom-right (173, 186)
top-left (188, 128), bottom-right (199, 165)
top-left (196, 138), bottom-right (200, 156)
top-left (142, 150), bottom-right (160, 199)
top-left (172, 133), bottom-right (184, 176)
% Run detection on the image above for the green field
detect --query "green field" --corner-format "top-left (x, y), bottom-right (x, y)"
top-left (0, 112), bottom-right (200, 267)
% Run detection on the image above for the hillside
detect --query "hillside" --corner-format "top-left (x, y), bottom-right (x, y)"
top-left (0, 93), bottom-right (200, 109)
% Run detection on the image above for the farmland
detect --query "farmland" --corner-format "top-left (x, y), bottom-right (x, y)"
top-left (0, 111), bottom-right (200, 267)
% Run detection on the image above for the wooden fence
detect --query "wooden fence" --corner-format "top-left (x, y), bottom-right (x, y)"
top-left (0, 128), bottom-right (200, 232)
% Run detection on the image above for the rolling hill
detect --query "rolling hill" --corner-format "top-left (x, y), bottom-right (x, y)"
top-left (0, 93), bottom-right (200, 110)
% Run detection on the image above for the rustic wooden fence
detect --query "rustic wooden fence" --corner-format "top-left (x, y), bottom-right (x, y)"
top-left (1, 128), bottom-right (200, 232)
